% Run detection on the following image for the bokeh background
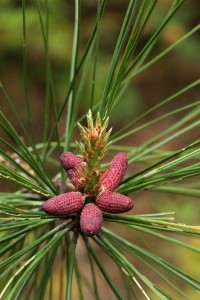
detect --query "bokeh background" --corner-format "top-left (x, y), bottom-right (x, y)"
top-left (0, 0), bottom-right (200, 299)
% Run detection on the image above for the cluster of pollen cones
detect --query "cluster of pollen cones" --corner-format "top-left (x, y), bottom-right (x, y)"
top-left (42, 152), bottom-right (133, 237)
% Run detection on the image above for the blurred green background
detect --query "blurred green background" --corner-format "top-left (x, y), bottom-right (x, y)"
top-left (1, 0), bottom-right (199, 137)
top-left (0, 1), bottom-right (200, 299)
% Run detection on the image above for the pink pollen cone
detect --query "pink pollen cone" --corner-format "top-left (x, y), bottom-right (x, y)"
top-left (96, 191), bottom-right (133, 213)
top-left (42, 192), bottom-right (85, 216)
top-left (67, 163), bottom-right (87, 190)
top-left (80, 204), bottom-right (103, 237)
top-left (60, 151), bottom-right (83, 171)
top-left (100, 152), bottom-right (128, 192)
top-left (60, 151), bottom-right (87, 190)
